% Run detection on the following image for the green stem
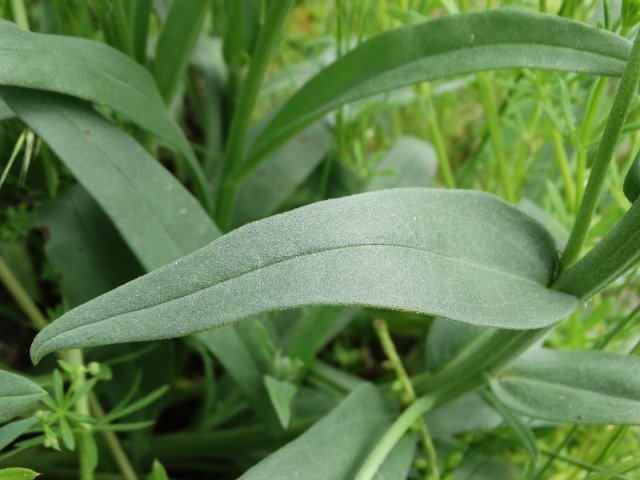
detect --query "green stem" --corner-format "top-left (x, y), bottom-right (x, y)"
top-left (549, 125), bottom-right (576, 213)
top-left (374, 320), bottom-right (440, 479)
top-left (477, 71), bottom-right (516, 203)
top-left (10, 0), bottom-right (29, 29)
top-left (585, 455), bottom-right (640, 480)
top-left (561, 29), bottom-right (640, 271)
top-left (353, 397), bottom-right (432, 480)
top-left (422, 87), bottom-right (455, 189)
top-left (0, 255), bottom-right (48, 331)
top-left (216, 0), bottom-right (296, 230)
top-left (67, 350), bottom-right (95, 480)
top-left (576, 77), bottom-right (608, 206)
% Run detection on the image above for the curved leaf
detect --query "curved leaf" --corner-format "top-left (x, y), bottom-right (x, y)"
top-left (0, 20), bottom-right (209, 209)
top-left (248, 10), bottom-right (630, 164)
top-left (30, 189), bottom-right (577, 363)
top-left (0, 370), bottom-right (45, 424)
top-left (623, 150), bottom-right (640, 203)
top-left (3, 88), bottom-right (219, 272)
top-left (491, 348), bottom-right (640, 424)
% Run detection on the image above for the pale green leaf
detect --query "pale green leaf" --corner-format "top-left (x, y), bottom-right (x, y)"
top-left (31, 189), bottom-right (577, 363)
top-left (491, 348), bottom-right (640, 424)
top-left (3, 88), bottom-right (219, 272)
top-left (0, 418), bottom-right (37, 451)
top-left (264, 375), bottom-right (297, 429)
top-left (0, 371), bottom-right (45, 424)
top-left (249, 10), bottom-right (630, 164)
top-left (0, 468), bottom-right (40, 480)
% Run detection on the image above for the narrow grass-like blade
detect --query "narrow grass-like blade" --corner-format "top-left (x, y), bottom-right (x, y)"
top-left (31, 188), bottom-right (577, 363)
top-left (249, 10), bottom-right (630, 165)
top-left (0, 370), bottom-right (45, 423)
top-left (3, 88), bottom-right (219, 272)
top-left (491, 348), bottom-right (640, 424)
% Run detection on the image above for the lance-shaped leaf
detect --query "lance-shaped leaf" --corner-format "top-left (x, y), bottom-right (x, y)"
top-left (30, 188), bottom-right (577, 363)
top-left (490, 348), bottom-right (640, 424)
top-left (0, 20), bottom-right (209, 208)
top-left (248, 10), bottom-right (630, 164)
top-left (0, 370), bottom-right (46, 423)
top-left (3, 88), bottom-right (219, 272)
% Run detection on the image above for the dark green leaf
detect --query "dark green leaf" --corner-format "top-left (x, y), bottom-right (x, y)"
top-left (35, 185), bottom-right (144, 307)
top-left (238, 383), bottom-right (393, 480)
top-left (154, 0), bottom-right (209, 103)
top-left (249, 10), bottom-right (630, 164)
top-left (623, 150), bottom-right (640, 203)
top-left (3, 89), bottom-right (219, 272)
top-left (491, 348), bottom-right (640, 424)
top-left (0, 371), bottom-right (45, 423)
top-left (31, 189), bottom-right (577, 362)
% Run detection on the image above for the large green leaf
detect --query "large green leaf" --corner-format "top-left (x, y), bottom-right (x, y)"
top-left (238, 383), bottom-right (394, 480)
top-left (30, 188), bottom-right (576, 363)
top-left (248, 10), bottom-right (630, 164)
top-left (3, 88), bottom-right (219, 272)
top-left (490, 348), bottom-right (640, 424)
top-left (0, 19), bottom-right (206, 200)
top-left (0, 371), bottom-right (45, 424)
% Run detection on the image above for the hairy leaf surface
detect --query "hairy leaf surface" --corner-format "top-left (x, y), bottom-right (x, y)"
top-left (3, 88), bottom-right (219, 271)
top-left (31, 189), bottom-right (576, 362)
top-left (491, 348), bottom-right (640, 424)
top-left (249, 10), bottom-right (630, 162)
top-left (0, 371), bottom-right (45, 423)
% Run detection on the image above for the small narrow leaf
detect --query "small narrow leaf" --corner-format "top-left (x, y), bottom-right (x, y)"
top-left (31, 189), bottom-right (577, 363)
top-left (3, 88), bottom-right (219, 271)
top-left (249, 10), bottom-right (631, 163)
top-left (0, 468), bottom-right (40, 480)
top-left (264, 375), bottom-right (297, 429)
top-left (0, 418), bottom-right (38, 451)
top-left (0, 371), bottom-right (46, 424)
top-left (491, 348), bottom-right (640, 424)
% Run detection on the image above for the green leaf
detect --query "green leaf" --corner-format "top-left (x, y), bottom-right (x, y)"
top-left (35, 185), bottom-right (144, 307)
top-left (30, 188), bottom-right (577, 363)
top-left (623, 150), bottom-right (640, 203)
top-left (0, 417), bottom-right (37, 451)
top-left (154, 0), bottom-right (209, 104)
top-left (0, 371), bottom-right (45, 424)
top-left (231, 120), bottom-right (332, 227)
top-left (0, 19), bottom-right (206, 203)
top-left (490, 348), bottom-right (640, 424)
top-left (58, 417), bottom-right (75, 451)
top-left (264, 375), bottom-right (297, 429)
top-left (3, 88), bottom-right (219, 272)
top-left (0, 468), bottom-right (40, 480)
top-left (238, 383), bottom-right (394, 480)
top-left (248, 9), bottom-right (631, 165)
top-left (146, 460), bottom-right (170, 480)
top-left (367, 136), bottom-right (437, 191)
top-left (553, 196), bottom-right (640, 300)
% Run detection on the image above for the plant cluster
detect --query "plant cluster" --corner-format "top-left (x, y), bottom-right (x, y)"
top-left (1, 1), bottom-right (640, 479)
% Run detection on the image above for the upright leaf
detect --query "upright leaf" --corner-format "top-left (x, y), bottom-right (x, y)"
top-left (491, 348), bottom-right (640, 424)
top-left (0, 371), bottom-right (45, 424)
top-left (3, 88), bottom-right (219, 272)
top-left (249, 10), bottom-right (630, 164)
top-left (31, 189), bottom-right (577, 363)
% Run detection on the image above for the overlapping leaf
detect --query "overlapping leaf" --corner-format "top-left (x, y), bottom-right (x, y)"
top-left (0, 371), bottom-right (45, 424)
top-left (249, 10), bottom-right (630, 163)
top-left (31, 188), bottom-right (576, 362)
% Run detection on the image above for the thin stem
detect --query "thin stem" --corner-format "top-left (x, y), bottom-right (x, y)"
top-left (477, 71), bottom-right (516, 203)
top-left (0, 255), bottom-right (48, 331)
top-left (67, 350), bottom-right (95, 480)
top-left (549, 125), bottom-right (576, 213)
top-left (585, 455), bottom-right (640, 480)
top-left (10, 0), bottom-right (29, 29)
top-left (561, 29), bottom-right (640, 271)
top-left (421, 86), bottom-right (456, 189)
top-left (88, 394), bottom-right (139, 480)
top-left (215, 0), bottom-right (296, 230)
top-left (353, 397), bottom-right (432, 480)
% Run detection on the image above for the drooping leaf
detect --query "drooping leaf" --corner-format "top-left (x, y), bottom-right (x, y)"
top-left (31, 188), bottom-right (577, 363)
top-left (490, 348), bottom-right (640, 424)
top-left (238, 383), bottom-right (394, 480)
top-left (3, 88), bottom-right (219, 272)
top-left (35, 185), bottom-right (144, 307)
top-left (0, 371), bottom-right (45, 424)
top-left (0, 19), bottom-right (208, 206)
top-left (248, 10), bottom-right (630, 164)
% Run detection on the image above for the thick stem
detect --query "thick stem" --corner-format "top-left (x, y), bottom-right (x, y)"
top-left (561, 29), bottom-right (640, 271)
